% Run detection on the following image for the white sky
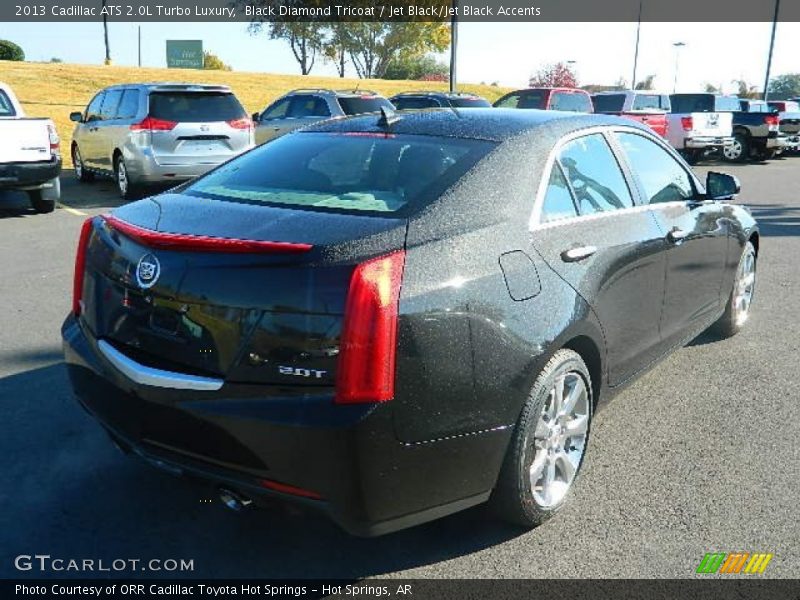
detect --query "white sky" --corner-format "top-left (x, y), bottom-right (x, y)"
top-left (1, 21), bottom-right (797, 93)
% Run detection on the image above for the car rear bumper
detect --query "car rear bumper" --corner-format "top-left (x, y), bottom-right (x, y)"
top-left (684, 136), bottom-right (734, 149)
top-left (0, 158), bottom-right (61, 190)
top-left (122, 148), bottom-right (233, 184)
top-left (61, 314), bottom-right (505, 536)
top-left (766, 135), bottom-right (795, 150)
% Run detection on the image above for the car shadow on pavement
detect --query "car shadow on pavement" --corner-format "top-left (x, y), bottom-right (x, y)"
top-left (0, 363), bottom-right (526, 579)
top-left (60, 171), bottom-right (174, 210)
top-left (747, 203), bottom-right (800, 238)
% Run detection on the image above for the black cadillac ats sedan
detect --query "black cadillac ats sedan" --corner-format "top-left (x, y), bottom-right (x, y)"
top-left (62, 108), bottom-right (758, 536)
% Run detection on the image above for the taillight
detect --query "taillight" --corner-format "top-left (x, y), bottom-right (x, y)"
top-left (72, 218), bottom-right (94, 316)
top-left (130, 116), bottom-right (178, 131)
top-left (681, 116), bottom-right (693, 131)
top-left (335, 251), bottom-right (406, 404)
top-left (227, 117), bottom-right (252, 130)
top-left (765, 114), bottom-right (779, 128)
top-left (102, 214), bottom-right (312, 254)
top-left (47, 123), bottom-right (60, 158)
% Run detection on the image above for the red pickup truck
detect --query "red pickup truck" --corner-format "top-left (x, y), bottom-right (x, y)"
top-left (592, 91), bottom-right (671, 137)
top-left (492, 87), bottom-right (593, 113)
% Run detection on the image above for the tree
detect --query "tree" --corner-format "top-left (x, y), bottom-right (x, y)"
top-left (249, 20), bottom-right (326, 75)
top-left (704, 82), bottom-right (721, 93)
top-left (528, 62), bottom-right (578, 88)
top-left (634, 74), bottom-right (656, 90)
top-left (732, 79), bottom-right (760, 99)
top-left (322, 23), bottom-right (349, 78)
top-left (768, 73), bottom-right (800, 99)
top-left (384, 54), bottom-right (448, 81)
top-left (0, 40), bottom-right (25, 61)
top-left (203, 51), bottom-right (232, 71)
top-left (50, 57), bottom-right (63, 63)
top-left (342, 23), bottom-right (450, 79)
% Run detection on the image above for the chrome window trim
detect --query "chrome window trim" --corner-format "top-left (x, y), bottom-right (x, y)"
top-left (98, 339), bottom-right (224, 391)
top-left (529, 124), bottom-right (702, 232)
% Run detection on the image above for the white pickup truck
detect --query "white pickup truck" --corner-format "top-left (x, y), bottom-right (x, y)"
top-left (0, 82), bottom-right (62, 212)
top-left (666, 93), bottom-right (735, 164)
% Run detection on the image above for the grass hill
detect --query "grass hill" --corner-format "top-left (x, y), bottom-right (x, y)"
top-left (0, 61), bottom-right (512, 168)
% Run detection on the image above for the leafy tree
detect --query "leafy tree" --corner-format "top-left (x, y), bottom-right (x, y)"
top-left (343, 23), bottom-right (450, 79)
top-left (50, 57), bottom-right (63, 63)
top-left (529, 62), bottom-right (578, 88)
top-left (732, 79), bottom-right (760, 99)
top-left (203, 51), bottom-right (232, 71)
top-left (0, 40), bottom-right (25, 61)
top-left (248, 18), bottom-right (326, 75)
top-left (322, 23), bottom-right (349, 78)
top-left (768, 73), bottom-right (800, 99)
top-left (384, 54), bottom-right (448, 81)
top-left (704, 82), bottom-right (721, 93)
top-left (634, 74), bottom-right (656, 90)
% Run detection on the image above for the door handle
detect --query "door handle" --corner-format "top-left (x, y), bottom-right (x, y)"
top-left (561, 245), bottom-right (597, 262)
top-left (667, 228), bottom-right (689, 243)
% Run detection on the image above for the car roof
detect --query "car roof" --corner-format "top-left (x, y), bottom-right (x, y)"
top-left (390, 91), bottom-right (484, 99)
top-left (101, 83), bottom-right (233, 93)
top-left (303, 107), bottom-right (644, 142)
top-left (281, 88), bottom-right (386, 98)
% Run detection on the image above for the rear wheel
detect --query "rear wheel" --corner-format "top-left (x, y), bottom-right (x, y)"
top-left (491, 349), bottom-right (592, 527)
top-left (723, 133), bottom-right (749, 162)
top-left (115, 155), bottom-right (140, 200)
top-left (28, 189), bottom-right (55, 213)
top-left (72, 145), bottom-right (94, 182)
top-left (712, 241), bottom-right (756, 338)
top-left (679, 149), bottom-right (701, 165)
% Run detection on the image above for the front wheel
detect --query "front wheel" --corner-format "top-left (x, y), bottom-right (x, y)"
top-left (711, 241), bottom-right (757, 338)
top-left (72, 145), bottom-right (94, 182)
top-left (115, 155), bottom-right (140, 200)
top-left (491, 349), bottom-right (593, 528)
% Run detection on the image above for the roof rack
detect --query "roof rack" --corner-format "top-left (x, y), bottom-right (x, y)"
top-left (391, 90), bottom-right (479, 97)
top-left (286, 88), bottom-right (336, 94)
top-left (336, 89), bottom-right (379, 95)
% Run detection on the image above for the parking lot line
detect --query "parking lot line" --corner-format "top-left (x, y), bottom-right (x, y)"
top-left (56, 201), bottom-right (88, 217)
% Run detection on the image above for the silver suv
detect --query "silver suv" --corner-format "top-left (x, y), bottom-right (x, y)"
top-left (253, 89), bottom-right (394, 145)
top-left (70, 83), bottom-right (254, 199)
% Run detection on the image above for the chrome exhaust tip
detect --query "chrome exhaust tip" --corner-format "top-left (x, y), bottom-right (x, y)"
top-left (218, 488), bottom-right (253, 512)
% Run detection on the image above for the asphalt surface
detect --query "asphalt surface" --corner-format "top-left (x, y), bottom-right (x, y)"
top-left (0, 160), bottom-right (798, 580)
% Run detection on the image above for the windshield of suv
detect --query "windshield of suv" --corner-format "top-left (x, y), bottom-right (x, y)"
top-left (0, 90), bottom-right (16, 117)
top-left (337, 96), bottom-right (394, 115)
top-left (148, 92), bottom-right (246, 122)
top-left (185, 132), bottom-right (496, 215)
top-left (592, 94), bottom-right (626, 113)
top-left (493, 90), bottom-right (547, 109)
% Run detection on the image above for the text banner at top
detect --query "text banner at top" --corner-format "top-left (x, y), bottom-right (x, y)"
top-left (4, 0), bottom-right (800, 23)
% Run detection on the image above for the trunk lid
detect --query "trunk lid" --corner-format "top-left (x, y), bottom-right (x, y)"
top-left (688, 111), bottom-right (733, 137)
top-left (0, 119), bottom-right (52, 163)
top-left (82, 194), bottom-right (407, 388)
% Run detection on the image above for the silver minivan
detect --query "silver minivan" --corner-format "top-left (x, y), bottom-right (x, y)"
top-left (70, 83), bottom-right (254, 199)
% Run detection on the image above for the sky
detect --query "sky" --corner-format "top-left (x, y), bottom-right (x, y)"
top-left (1, 20), bottom-right (798, 93)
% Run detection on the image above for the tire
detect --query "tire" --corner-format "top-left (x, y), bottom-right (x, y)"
top-left (491, 349), bottom-right (593, 528)
top-left (114, 155), bottom-right (140, 200)
top-left (723, 133), bottom-right (749, 162)
top-left (711, 241), bottom-right (757, 338)
top-left (72, 144), bottom-right (94, 182)
top-left (28, 189), bottom-right (55, 213)
top-left (679, 149), bottom-right (701, 165)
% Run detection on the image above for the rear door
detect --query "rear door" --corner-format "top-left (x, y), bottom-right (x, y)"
top-left (530, 130), bottom-right (667, 385)
top-left (614, 130), bottom-right (729, 347)
top-left (549, 91), bottom-right (593, 113)
top-left (148, 90), bottom-right (251, 166)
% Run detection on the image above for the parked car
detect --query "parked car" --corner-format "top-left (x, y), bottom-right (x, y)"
top-left (63, 109), bottom-right (758, 536)
top-left (253, 89), bottom-right (394, 145)
top-left (70, 83), bottom-right (254, 200)
top-left (666, 93), bottom-right (735, 164)
top-left (722, 98), bottom-right (788, 161)
top-left (767, 100), bottom-right (800, 153)
top-left (492, 87), bottom-right (593, 113)
top-left (389, 91), bottom-right (491, 110)
top-left (592, 91), bottom-right (670, 137)
top-left (0, 82), bottom-right (61, 213)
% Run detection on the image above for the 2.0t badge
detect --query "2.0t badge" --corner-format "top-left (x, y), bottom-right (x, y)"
top-left (135, 253), bottom-right (161, 289)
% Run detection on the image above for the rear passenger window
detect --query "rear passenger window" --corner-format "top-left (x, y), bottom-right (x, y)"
top-left (632, 94), bottom-right (660, 110)
top-left (100, 89), bottom-right (123, 120)
top-left (558, 134), bottom-right (633, 215)
top-left (550, 92), bottom-right (592, 113)
top-left (288, 95), bottom-right (330, 118)
top-left (393, 97), bottom-right (441, 110)
top-left (116, 89), bottom-right (140, 120)
top-left (0, 90), bottom-right (16, 116)
top-left (540, 165), bottom-right (578, 223)
top-left (616, 132), bottom-right (695, 204)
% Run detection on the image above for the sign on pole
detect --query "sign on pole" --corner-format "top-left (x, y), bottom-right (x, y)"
top-left (166, 40), bottom-right (203, 69)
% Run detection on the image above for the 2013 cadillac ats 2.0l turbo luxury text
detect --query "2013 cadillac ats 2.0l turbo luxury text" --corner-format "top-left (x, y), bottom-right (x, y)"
top-left (62, 109), bottom-right (758, 536)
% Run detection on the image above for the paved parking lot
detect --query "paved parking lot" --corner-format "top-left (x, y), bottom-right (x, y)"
top-left (1, 159), bottom-right (798, 579)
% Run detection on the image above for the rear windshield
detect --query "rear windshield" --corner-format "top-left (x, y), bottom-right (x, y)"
top-left (0, 90), bottom-right (16, 117)
top-left (337, 96), bottom-right (394, 116)
top-left (449, 97), bottom-right (491, 108)
top-left (592, 94), bottom-right (626, 113)
top-left (185, 132), bottom-right (496, 216)
top-left (392, 96), bottom-right (441, 110)
top-left (148, 92), bottom-right (245, 122)
top-left (494, 90), bottom-right (547, 109)
top-left (670, 94), bottom-right (714, 113)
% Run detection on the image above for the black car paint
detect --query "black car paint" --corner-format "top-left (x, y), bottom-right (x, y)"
top-left (62, 109), bottom-right (758, 536)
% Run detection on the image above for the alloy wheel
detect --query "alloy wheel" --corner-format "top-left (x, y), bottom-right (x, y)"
top-left (117, 160), bottom-right (128, 196)
top-left (73, 147), bottom-right (83, 179)
top-left (733, 245), bottom-right (756, 326)
top-left (529, 371), bottom-right (590, 509)
top-left (724, 138), bottom-right (743, 161)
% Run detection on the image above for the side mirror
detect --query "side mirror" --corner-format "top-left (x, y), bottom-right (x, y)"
top-left (251, 112), bottom-right (260, 123)
top-left (706, 171), bottom-right (740, 200)
top-left (69, 111), bottom-right (83, 123)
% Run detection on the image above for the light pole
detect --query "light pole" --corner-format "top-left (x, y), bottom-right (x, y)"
top-left (672, 42), bottom-right (686, 93)
top-left (449, 0), bottom-right (458, 93)
top-left (763, 0), bottom-right (781, 101)
top-left (632, 0), bottom-right (643, 89)
top-left (102, 0), bottom-right (111, 65)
